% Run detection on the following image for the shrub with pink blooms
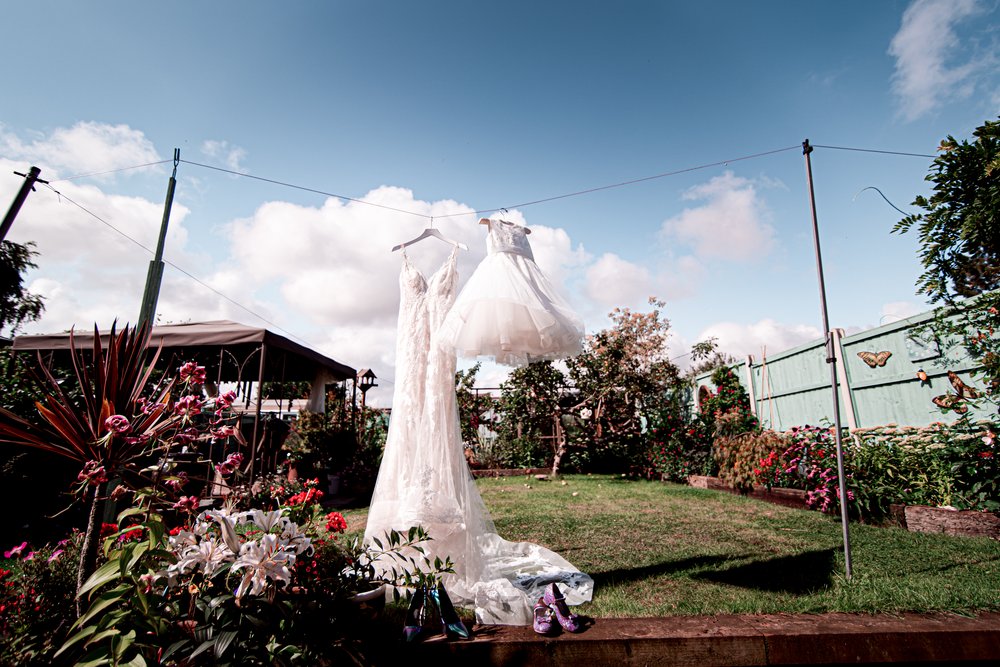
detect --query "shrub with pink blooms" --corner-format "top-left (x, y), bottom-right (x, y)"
top-left (0, 533), bottom-right (81, 664)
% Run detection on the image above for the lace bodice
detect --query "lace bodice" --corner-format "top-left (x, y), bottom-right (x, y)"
top-left (487, 219), bottom-right (534, 260)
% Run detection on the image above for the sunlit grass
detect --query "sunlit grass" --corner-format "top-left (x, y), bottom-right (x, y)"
top-left (340, 474), bottom-right (1000, 618)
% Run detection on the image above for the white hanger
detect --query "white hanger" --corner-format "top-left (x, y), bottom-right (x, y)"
top-left (391, 218), bottom-right (469, 252)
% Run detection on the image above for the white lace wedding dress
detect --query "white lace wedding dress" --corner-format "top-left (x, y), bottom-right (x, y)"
top-left (364, 247), bottom-right (593, 625)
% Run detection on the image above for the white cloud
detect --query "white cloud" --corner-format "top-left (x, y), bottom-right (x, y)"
top-left (584, 253), bottom-right (655, 309)
top-left (889, 0), bottom-right (991, 121)
top-left (697, 319), bottom-right (822, 361)
top-left (201, 140), bottom-right (248, 172)
top-left (660, 171), bottom-right (776, 261)
top-left (0, 121), bottom-right (160, 178)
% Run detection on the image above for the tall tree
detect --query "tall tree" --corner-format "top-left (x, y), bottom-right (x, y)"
top-left (893, 117), bottom-right (1000, 301)
top-left (566, 298), bottom-right (681, 471)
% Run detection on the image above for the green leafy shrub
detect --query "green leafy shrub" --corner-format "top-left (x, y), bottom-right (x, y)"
top-left (713, 429), bottom-right (786, 494)
top-left (0, 534), bottom-right (81, 665)
top-left (645, 409), bottom-right (714, 482)
top-left (850, 420), bottom-right (999, 514)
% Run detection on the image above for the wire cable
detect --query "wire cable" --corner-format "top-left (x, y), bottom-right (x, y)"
top-left (38, 182), bottom-right (319, 348)
top-left (49, 160), bottom-right (174, 182)
top-left (852, 186), bottom-right (910, 217)
top-left (812, 144), bottom-right (935, 159)
top-left (179, 159), bottom-right (434, 219)
top-left (179, 142), bottom-right (929, 223)
top-left (460, 144), bottom-right (803, 217)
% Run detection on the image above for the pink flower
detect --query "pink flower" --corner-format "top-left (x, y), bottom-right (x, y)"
top-left (4, 541), bottom-right (27, 559)
top-left (104, 414), bottom-right (131, 435)
top-left (179, 362), bottom-right (206, 385)
top-left (47, 549), bottom-right (64, 562)
top-left (212, 425), bottom-right (237, 439)
top-left (172, 496), bottom-right (200, 513)
top-left (78, 461), bottom-right (108, 486)
top-left (174, 395), bottom-right (203, 417)
top-left (215, 391), bottom-right (238, 409)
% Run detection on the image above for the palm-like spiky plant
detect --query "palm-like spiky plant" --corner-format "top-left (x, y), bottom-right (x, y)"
top-left (0, 322), bottom-right (181, 614)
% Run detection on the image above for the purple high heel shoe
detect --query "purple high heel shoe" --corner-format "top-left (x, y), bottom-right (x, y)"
top-left (532, 598), bottom-right (555, 635)
top-left (542, 583), bottom-right (580, 632)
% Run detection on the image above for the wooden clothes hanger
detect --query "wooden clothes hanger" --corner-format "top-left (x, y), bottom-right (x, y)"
top-left (391, 218), bottom-right (469, 252)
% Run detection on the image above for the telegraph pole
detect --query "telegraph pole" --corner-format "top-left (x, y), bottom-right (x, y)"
top-left (1, 167), bottom-right (47, 242)
top-left (138, 149), bottom-right (180, 329)
top-left (803, 139), bottom-right (853, 579)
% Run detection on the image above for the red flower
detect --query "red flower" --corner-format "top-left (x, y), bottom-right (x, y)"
top-left (325, 511), bottom-right (347, 533)
top-left (980, 451), bottom-right (994, 459)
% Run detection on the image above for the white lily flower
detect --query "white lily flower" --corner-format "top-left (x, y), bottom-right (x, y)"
top-left (171, 536), bottom-right (234, 578)
top-left (207, 511), bottom-right (243, 554)
top-left (231, 534), bottom-right (295, 598)
top-left (248, 509), bottom-right (289, 533)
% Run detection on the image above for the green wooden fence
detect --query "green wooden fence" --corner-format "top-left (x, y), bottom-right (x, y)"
top-left (692, 306), bottom-right (991, 430)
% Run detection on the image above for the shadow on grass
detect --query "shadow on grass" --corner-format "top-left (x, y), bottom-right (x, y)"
top-left (590, 554), bottom-right (747, 587)
top-left (691, 548), bottom-right (837, 594)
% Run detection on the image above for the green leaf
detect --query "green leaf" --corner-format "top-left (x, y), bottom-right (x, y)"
top-left (79, 558), bottom-right (126, 597)
top-left (54, 624), bottom-right (97, 657)
top-left (215, 630), bottom-right (238, 658)
top-left (85, 628), bottom-right (122, 647)
top-left (79, 588), bottom-right (129, 625)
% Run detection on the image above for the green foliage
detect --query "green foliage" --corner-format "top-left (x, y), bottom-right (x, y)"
top-left (645, 407), bottom-right (714, 482)
top-left (0, 535), bottom-right (81, 665)
top-left (849, 421), bottom-right (999, 515)
top-left (0, 240), bottom-right (44, 338)
top-left (893, 117), bottom-right (1000, 301)
top-left (566, 299), bottom-right (682, 472)
top-left (702, 366), bottom-right (759, 437)
top-left (893, 117), bottom-right (1000, 413)
top-left (492, 361), bottom-right (566, 468)
top-left (713, 430), bottom-right (787, 494)
top-left (455, 362), bottom-right (486, 449)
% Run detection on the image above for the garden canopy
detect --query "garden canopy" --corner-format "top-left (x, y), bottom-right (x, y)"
top-left (13, 321), bottom-right (357, 473)
top-left (12, 319), bottom-right (355, 384)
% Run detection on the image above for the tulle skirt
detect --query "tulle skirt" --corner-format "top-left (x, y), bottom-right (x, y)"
top-left (438, 252), bottom-right (584, 366)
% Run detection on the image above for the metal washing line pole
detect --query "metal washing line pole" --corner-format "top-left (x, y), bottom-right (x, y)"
top-left (802, 139), bottom-right (853, 579)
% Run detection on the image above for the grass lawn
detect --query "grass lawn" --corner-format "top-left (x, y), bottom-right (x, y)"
top-left (339, 474), bottom-right (1000, 618)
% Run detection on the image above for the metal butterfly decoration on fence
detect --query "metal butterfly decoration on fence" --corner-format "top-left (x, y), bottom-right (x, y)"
top-left (931, 370), bottom-right (981, 414)
top-left (857, 350), bottom-right (892, 368)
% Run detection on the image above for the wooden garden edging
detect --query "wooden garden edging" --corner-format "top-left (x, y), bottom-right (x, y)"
top-left (687, 475), bottom-right (808, 510)
top-left (686, 476), bottom-right (1000, 540)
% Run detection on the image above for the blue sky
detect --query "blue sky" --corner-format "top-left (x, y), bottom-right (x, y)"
top-left (2, 0), bottom-right (998, 404)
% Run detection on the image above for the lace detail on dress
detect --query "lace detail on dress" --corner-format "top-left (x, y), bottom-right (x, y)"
top-left (365, 247), bottom-right (593, 625)
top-left (487, 219), bottom-right (534, 260)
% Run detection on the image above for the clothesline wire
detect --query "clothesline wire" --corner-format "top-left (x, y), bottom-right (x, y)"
top-left (49, 160), bottom-right (174, 182)
top-left (42, 141), bottom-right (934, 225)
top-left (38, 182), bottom-right (318, 350)
top-left (448, 144), bottom-right (805, 218)
top-left (178, 159), bottom-right (433, 219)
top-left (811, 144), bottom-right (936, 159)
